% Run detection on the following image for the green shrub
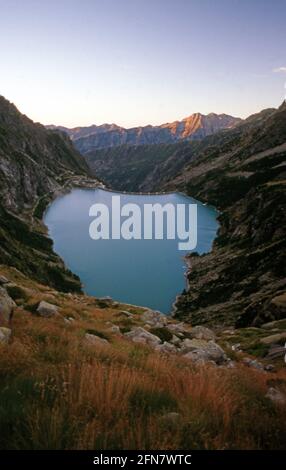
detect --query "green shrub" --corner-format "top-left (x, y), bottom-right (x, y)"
top-left (149, 327), bottom-right (173, 343)
top-left (129, 387), bottom-right (177, 414)
top-left (85, 328), bottom-right (109, 340)
top-left (120, 326), bottom-right (131, 334)
top-left (244, 342), bottom-right (269, 358)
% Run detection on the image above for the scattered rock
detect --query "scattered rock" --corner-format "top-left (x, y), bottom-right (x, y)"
top-left (95, 297), bottom-right (113, 308)
top-left (261, 319), bottom-right (286, 330)
top-left (269, 293), bottom-right (286, 316)
top-left (170, 334), bottom-right (181, 345)
top-left (154, 341), bottom-right (177, 354)
top-left (264, 364), bottom-right (275, 372)
top-left (125, 327), bottom-right (161, 346)
top-left (0, 286), bottom-right (16, 326)
top-left (85, 333), bottom-right (109, 346)
top-left (0, 275), bottom-right (9, 285)
top-left (0, 327), bottom-right (12, 344)
top-left (266, 345), bottom-right (285, 360)
top-left (182, 340), bottom-right (227, 365)
top-left (5, 283), bottom-right (30, 301)
top-left (142, 309), bottom-right (168, 328)
top-left (64, 317), bottom-right (75, 324)
top-left (36, 300), bottom-right (58, 318)
top-left (159, 412), bottom-right (181, 429)
top-left (107, 324), bottom-right (121, 334)
top-left (242, 357), bottom-right (264, 370)
top-left (167, 322), bottom-right (188, 334)
top-left (181, 338), bottom-right (205, 352)
top-left (188, 325), bottom-right (216, 341)
top-left (260, 332), bottom-right (286, 345)
top-left (222, 329), bottom-right (235, 335)
top-left (266, 387), bottom-right (286, 404)
top-left (118, 310), bottom-right (133, 318)
top-left (225, 360), bottom-right (236, 369)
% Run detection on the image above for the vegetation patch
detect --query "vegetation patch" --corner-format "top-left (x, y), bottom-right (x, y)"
top-left (129, 387), bottom-right (178, 414)
top-left (85, 328), bottom-right (110, 341)
top-left (244, 342), bottom-right (270, 358)
top-left (149, 327), bottom-right (173, 343)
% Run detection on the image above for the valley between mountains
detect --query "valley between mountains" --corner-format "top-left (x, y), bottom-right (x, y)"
top-left (0, 95), bottom-right (286, 449)
top-left (54, 101), bottom-right (286, 328)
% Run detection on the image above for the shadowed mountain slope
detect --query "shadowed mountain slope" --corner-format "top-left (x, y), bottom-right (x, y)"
top-left (0, 96), bottom-right (97, 291)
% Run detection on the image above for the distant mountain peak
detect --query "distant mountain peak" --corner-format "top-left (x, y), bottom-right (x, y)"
top-left (50, 112), bottom-right (241, 153)
top-left (278, 99), bottom-right (286, 111)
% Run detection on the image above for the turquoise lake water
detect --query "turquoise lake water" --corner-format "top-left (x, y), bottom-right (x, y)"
top-left (44, 188), bottom-right (218, 313)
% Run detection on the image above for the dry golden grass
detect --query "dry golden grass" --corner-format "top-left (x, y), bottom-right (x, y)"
top-left (0, 266), bottom-right (286, 450)
top-left (1, 319), bottom-right (286, 450)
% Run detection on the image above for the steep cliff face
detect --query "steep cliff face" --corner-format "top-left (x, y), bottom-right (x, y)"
top-left (0, 96), bottom-right (97, 291)
top-left (50, 112), bottom-right (240, 153)
top-left (0, 96), bottom-right (90, 213)
top-left (165, 104), bottom-right (286, 327)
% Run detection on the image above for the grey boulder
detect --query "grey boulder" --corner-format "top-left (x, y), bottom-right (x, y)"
top-left (188, 325), bottom-right (216, 341)
top-left (182, 339), bottom-right (227, 365)
top-left (0, 287), bottom-right (16, 326)
top-left (85, 333), bottom-right (109, 346)
top-left (154, 341), bottom-right (177, 354)
top-left (0, 327), bottom-right (12, 344)
top-left (125, 327), bottom-right (161, 346)
top-left (37, 300), bottom-right (58, 318)
top-left (0, 275), bottom-right (9, 285)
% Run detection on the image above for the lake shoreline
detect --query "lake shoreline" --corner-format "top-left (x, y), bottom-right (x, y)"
top-left (44, 186), bottom-right (219, 314)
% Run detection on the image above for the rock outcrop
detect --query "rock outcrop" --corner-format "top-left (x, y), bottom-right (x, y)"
top-left (0, 327), bottom-right (11, 344)
top-left (0, 286), bottom-right (16, 326)
top-left (183, 340), bottom-right (227, 365)
top-left (85, 333), bottom-right (109, 346)
top-left (36, 301), bottom-right (58, 318)
top-left (168, 105), bottom-right (286, 327)
top-left (125, 327), bottom-right (161, 346)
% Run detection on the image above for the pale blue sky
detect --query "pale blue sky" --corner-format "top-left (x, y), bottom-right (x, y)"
top-left (0, 0), bottom-right (285, 127)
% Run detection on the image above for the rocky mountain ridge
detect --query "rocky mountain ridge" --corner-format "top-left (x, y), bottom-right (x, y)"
top-left (48, 112), bottom-right (241, 153)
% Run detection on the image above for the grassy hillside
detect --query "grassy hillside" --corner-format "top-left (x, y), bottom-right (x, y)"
top-left (1, 265), bottom-right (286, 450)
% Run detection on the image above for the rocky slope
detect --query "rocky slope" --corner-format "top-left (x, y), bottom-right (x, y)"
top-left (0, 96), bottom-right (100, 291)
top-left (84, 108), bottom-right (277, 192)
top-left (167, 103), bottom-right (286, 327)
top-left (85, 142), bottom-right (190, 191)
top-left (49, 112), bottom-right (241, 153)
